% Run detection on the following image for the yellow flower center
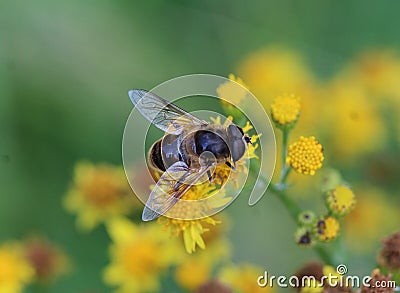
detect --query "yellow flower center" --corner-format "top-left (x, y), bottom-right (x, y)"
top-left (300, 279), bottom-right (324, 293)
top-left (327, 185), bottom-right (356, 215)
top-left (271, 94), bottom-right (301, 125)
top-left (222, 265), bottom-right (273, 293)
top-left (81, 169), bottom-right (123, 207)
top-left (175, 259), bottom-right (210, 291)
top-left (0, 246), bottom-right (33, 290)
top-left (287, 136), bottom-right (324, 175)
top-left (317, 217), bottom-right (340, 242)
top-left (0, 252), bottom-right (20, 283)
top-left (121, 240), bottom-right (162, 278)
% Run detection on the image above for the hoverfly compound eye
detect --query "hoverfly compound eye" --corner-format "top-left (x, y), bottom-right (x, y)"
top-left (228, 124), bottom-right (243, 138)
top-left (244, 136), bottom-right (252, 144)
top-left (236, 126), bottom-right (244, 136)
top-left (230, 140), bottom-right (246, 163)
top-left (227, 125), bottom-right (247, 163)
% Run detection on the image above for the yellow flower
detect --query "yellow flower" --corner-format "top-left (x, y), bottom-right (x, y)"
top-left (322, 265), bottom-right (342, 287)
top-left (63, 162), bottom-right (139, 231)
top-left (103, 217), bottom-right (181, 293)
top-left (286, 136), bottom-right (324, 175)
top-left (159, 117), bottom-right (259, 254)
top-left (346, 50), bottom-right (400, 144)
top-left (24, 236), bottom-right (70, 283)
top-left (316, 216), bottom-right (340, 242)
top-left (326, 185), bottom-right (356, 216)
top-left (237, 47), bottom-right (316, 104)
top-left (217, 74), bottom-right (249, 106)
top-left (271, 94), bottom-right (301, 126)
top-left (159, 214), bottom-right (221, 254)
top-left (175, 259), bottom-right (210, 291)
top-left (344, 186), bottom-right (400, 252)
top-left (0, 243), bottom-right (34, 293)
top-left (323, 82), bottom-right (387, 160)
top-left (300, 279), bottom-right (323, 293)
top-left (340, 50), bottom-right (400, 99)
top-left (175, 218), bottom-right (231, 291)
top-left (219, 263), bottom-right (274, 293)
top-left (237, 47), bottom-right (324, 138)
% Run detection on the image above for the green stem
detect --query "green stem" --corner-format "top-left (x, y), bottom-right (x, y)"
top-left (281, 166), bottom-right (292, 184)
top-left (279, 127), bottom-right (290, 184)
top-left (254, 124), bottom-right (334, 265)
top-left (269, 183), bottom-right (334, 265)
top-left (246, 123), bottom-right (335, 265)
top-left (269, 183), bottom-right (301, 222)
top-left (315, 245), bottom-right (332, 265)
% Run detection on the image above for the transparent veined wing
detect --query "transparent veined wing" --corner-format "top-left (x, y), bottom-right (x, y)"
top-left (142, 161), bottom-right (211, 221)
top-left (128, 89), bottom-right (208, 135)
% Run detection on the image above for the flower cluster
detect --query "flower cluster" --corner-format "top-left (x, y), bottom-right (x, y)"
top-left (0, 237), bottom-right (69, 293)
top-left (378, 231), bottom-right (400, 271)
top-left (238, 47), bottom-right (400, 162)
top-left (103, 218), bottom-right (182, 292)
top-left (266, 91), bottom-right (356, 250)
top-left (287, 136), bottom-right (324, 176)
top-left (50, 65), bottom-right (400, 293)
top-left (6, 42), bottom-right (388, 293)
top-left (295, 184), bottom-right (356, 247)
top-left (271, 94), bottom-right (301, 127)
top-left (296, 229), bottom-right (400, 293)
top-left (361, 269), bottom-right (395, 293)
top-left (0, 243), bottom-right (34, 293)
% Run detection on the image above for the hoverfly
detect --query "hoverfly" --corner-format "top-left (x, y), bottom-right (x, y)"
top-left (129, 89), bottom-right (252, 221)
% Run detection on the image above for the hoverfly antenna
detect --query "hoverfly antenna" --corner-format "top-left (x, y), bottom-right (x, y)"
top-left (244, 135), bottom-right (252, 144)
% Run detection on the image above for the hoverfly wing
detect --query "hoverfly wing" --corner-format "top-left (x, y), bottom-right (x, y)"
top-left (128, 89), bottom-right (208, 135)
top-left (142, 161), bottom-right (211, 221)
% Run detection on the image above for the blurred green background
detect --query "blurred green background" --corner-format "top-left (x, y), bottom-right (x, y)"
top-left (1, 1), bottom-right (400, 292)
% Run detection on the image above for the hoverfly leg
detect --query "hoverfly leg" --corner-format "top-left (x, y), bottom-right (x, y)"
top-left (172, 180), bottom-right (183, 192)
top-left (207, 170), bottom-right (217, 183)
top-left (225, 161), bottom-right (236, 170)
top-left (218, 173), bottom-right (224, 184)
top-left (207, 170), bottom-right (214, 183)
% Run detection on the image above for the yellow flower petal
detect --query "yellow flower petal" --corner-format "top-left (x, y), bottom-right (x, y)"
top-left (106, 217), bottom-right (136, 244)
